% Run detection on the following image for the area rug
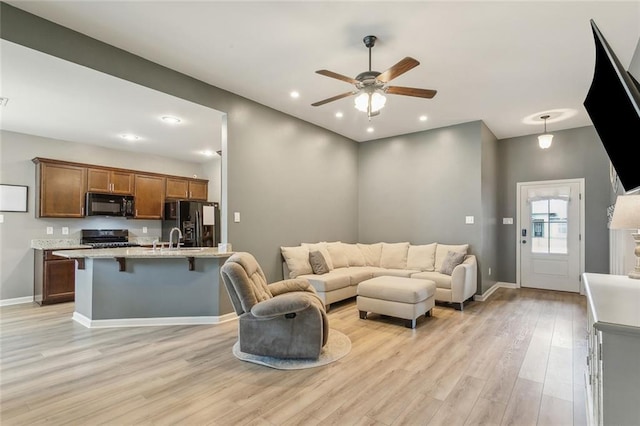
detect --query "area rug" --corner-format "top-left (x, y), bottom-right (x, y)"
top-left (232, 329), bottom-right (351, 370)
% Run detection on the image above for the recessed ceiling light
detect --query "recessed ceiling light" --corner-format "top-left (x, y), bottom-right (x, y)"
top-left (367, 127), bottom-right (374, 133)
top-left (419, 115), bottom-right (428, 122)
top-left (290, 91), bottom-right (300, 99)
top-left (161, 115), bottom-right (182, 124)
top-left (335, 112), bottom-right (343, 118)
top-left (120, 134), bottom-right (140, 141)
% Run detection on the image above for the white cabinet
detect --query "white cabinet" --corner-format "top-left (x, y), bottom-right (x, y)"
top-left (584, 273), bottom-right (640, 426)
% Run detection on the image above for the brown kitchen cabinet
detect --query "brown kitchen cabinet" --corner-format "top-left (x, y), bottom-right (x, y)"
top-left (87, 168), bottom-right (134, 195)
top-left (34, 249), bottom-right (75, 305)
top-left (165, 177), bottom-right (208, 201)
top-left (33, 159), bottom-right (86, 218)
top-left (134, 174), bottom-right (165, 219)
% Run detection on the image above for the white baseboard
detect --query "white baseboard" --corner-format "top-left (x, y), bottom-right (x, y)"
top-left (474, 282), bottom-right (518, 302)
top-left (72, 311), bottom-right (238, 328)
top-left (0, 296), bottom-right (34, 306)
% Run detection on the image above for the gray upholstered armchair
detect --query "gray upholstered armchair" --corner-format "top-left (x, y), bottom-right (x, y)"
top-left (221, 252), bottom-right (329, 359)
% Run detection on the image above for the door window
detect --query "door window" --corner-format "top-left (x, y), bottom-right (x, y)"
top-left (531, 199), bottom-right (568, 254)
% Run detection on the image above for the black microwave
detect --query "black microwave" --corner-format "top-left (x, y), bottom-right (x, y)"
top-left (85, 193), bottom-right (135, 217)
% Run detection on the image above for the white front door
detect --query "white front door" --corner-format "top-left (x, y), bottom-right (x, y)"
top-left (518, 180), bottom-right (583, 293)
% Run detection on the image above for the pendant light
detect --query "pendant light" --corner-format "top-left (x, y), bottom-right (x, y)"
top-left (538, 115), bottom-right (553, 149)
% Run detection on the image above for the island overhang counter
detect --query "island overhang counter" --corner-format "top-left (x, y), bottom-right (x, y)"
top-left (53, 247), bottom-right (236, 328)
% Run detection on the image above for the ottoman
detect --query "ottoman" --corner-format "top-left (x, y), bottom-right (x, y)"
top-left (357, 276), bottom-right (436, 329)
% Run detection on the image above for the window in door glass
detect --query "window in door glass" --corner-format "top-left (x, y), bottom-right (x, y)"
top-left (531, 198), bottom-right (568, 254)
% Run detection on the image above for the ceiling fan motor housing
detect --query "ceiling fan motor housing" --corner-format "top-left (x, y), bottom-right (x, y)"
top-left (363, 35), bottom-right (377, 48)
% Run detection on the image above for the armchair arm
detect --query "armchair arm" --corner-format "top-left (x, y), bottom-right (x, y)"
top-left (250, 292), bottom-right (313, 318)
top-left (268, 278), bottom-right (317, 296)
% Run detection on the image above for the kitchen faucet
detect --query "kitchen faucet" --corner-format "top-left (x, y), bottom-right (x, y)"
top-left (168, 227), bottom-right (183, 250)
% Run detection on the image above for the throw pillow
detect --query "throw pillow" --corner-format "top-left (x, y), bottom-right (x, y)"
top-left (407, 243), bottom-right (437, 271)
top-left (379, 242), bottom-right (410, 269)
top-left (439, 250), bottom-right (467, 275)
top-left (302, 242), bottom-right (334, 270)
top-left (326, 242), bottom-right (349, 268)
top-left (309, 250), bottom-right (330, 275)
top-left (434, 244), bottom-right (469, 271)
top-left (280, 245), bottom-right (312, 278)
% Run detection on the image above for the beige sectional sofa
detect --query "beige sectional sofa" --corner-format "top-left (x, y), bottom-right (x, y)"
top-left (281, 242), bottom-right (477, 311)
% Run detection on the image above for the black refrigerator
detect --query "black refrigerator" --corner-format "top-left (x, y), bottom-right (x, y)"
top-left (162, 201), bottom-right (220, 247)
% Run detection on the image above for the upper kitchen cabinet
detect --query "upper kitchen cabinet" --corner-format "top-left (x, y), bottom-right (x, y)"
top-left (33, 158), bottom-right (86, 218)
top-left (87, 168), bottom-right (134, 195)
top-left (134, 174), bottom-right (165, 219)
top-left (166, 177), bottom-right (208, 201)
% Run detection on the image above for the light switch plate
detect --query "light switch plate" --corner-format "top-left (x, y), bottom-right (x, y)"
top-left (46, 226), bottom-right (54, 235)
top-left (503, 217), bottom-right (514, 225)
top-left (142, 227), bottom-right (148, 234)
top-left (234, 212), bottom-right (241, 223)
top-left (62, 227), bottom-right (69, 235)
top-left (465, 216), bottom-right (474, 224)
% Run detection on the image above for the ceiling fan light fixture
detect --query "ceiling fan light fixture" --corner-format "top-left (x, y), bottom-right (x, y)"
top-left (354, 90), bottom-right (386, 113)
top-left (537, 114), bottom-right (553, 149)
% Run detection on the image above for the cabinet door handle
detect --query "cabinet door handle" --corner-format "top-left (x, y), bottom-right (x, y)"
top-left (135, 209), bottom-right (138, 217)
top-left (82, 207), bottom-right (85, 216)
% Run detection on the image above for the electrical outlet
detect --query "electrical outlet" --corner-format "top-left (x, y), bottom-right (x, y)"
top-left (46, 226), bottom-right (54, 235)
top-left (0, 214), bottom-right (4, 223)
top-left (489, 267), bottom-right (492, 276)
top-left (62, 227), bottom-right (69, 235)
top-left (465, 216), bottom-right (474, 224)
top-left (503, 217), bottom-right (514, 225)
top-left (142, 227), bottom-right (148, 234)
top-left (234, 212), bottom-right (241, 223)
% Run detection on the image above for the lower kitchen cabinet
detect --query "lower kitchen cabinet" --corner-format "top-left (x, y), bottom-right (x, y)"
top-left (34, 249), bottom-right (75, 305)
top-left (584, 273), bottom-right (640, 426)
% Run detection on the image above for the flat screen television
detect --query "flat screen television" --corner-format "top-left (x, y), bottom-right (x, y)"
top-left (584, 19), bottom-right (640, 193)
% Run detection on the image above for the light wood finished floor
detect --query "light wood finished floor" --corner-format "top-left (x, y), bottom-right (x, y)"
top-left (1, 288), bottom-right (587, 425)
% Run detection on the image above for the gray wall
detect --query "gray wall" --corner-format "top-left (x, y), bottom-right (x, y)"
top-left (1, 4), bottom-right (358, 287)
top-left (480, 122), bottom-right (499, 291)
top-left (0, 130), bottom-right (210, 300)
top-left (358, 121), bottom-right (497, 293)
top-left (496, 126), bottom-right (611, 283)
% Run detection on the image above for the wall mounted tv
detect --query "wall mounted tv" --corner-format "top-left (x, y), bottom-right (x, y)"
top-left (584, 19), bottom-right (640, 193)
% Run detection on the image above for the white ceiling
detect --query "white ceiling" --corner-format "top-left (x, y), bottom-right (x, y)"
top-left (3, 1), bottom-right (640, 150)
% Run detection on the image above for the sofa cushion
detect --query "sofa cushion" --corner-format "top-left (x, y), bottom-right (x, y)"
top-left (302, 242), bottom-right (334, 270)
top-left (327, 242), bottom-right (349, 268)
top-left (298, 271), bottom-right (351, 292)
top-left (411, 271), bottom-right (454, 289)
top-left (407, 243), bottom-right (437, 271)
top-left (281, 245), bottom-right (312, 278)
top-left (372, 268), bottom-right (420, 278)
top-left (309, 250), bottom-right (330, 275)
top-left (342, 266), bottom-right (375, 285)
top-left (357, 243), bottom-right (383, 267)
top-left (439, 250), bottom-right (466, 275)
top-left (380, 242), bottom-right (410, 269)
top-left (435, 244), bottom-right (469, 272)
top-left (342, 243), bottom-right (366, 267)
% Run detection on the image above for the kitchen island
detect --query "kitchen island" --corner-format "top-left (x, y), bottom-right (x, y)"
top-left (53, 247), bottom-right (235, 328)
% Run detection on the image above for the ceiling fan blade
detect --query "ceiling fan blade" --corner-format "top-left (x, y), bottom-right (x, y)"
top-left (385, 86), bottom-right (437, 99)
top-left (315, 70), bottom-right (359, 85)
top-left (376, 57), bottom-right (420, 83)
top-left (311, 91), bottom-right (356, 107)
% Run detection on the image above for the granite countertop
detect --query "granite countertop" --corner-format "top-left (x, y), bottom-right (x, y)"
top-left (31, 239), bottom-right (91, 250)
top-left (52, 247), bottom-right (234, 259)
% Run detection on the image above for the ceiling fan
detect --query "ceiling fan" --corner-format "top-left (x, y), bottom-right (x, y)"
top-left (311, 35), bottom-right (437, 118)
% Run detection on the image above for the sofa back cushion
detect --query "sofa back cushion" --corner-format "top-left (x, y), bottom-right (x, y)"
top-left (327, 242), bottom-right (349, 268)
top-left (302, 242), bottom-right (334, 270)
top-left (281, 245), bottom-right (312, 278)
top-left (380, 242), bottom-right (410, 269)
top-left (435, 244), bottom-right (469, 271)
top-left (406, 243), bottom-right (437, 271)
top-left (342, 243), bottom-right (366, 266)
top-left (357, 243), bottom-right (383, 267)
